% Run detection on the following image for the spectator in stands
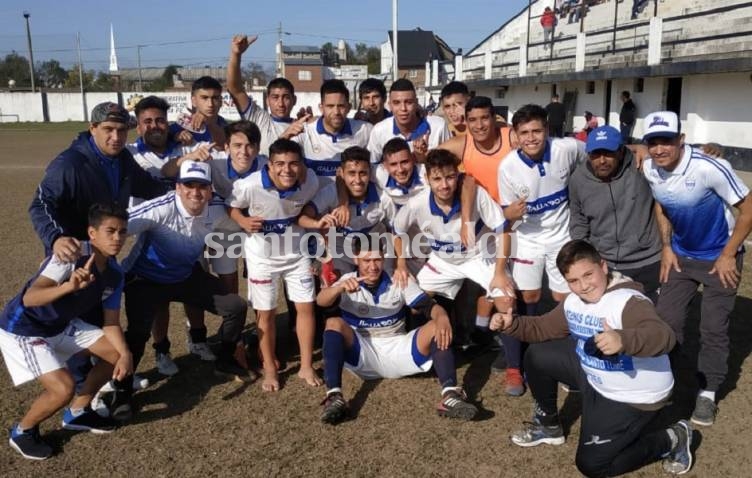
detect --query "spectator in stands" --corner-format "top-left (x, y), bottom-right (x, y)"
top-left (632, 0), bottom-right (649, 19)
top-left (545, 94), bottom-right (566, 137)
top-left (568, 0), bottom-right (584, 24)
top-left (541, 7), bottom-right (557, 49)
top-left (620, 91), bottom-right (637, 143)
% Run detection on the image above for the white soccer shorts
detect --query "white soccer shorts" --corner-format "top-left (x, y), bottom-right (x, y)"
top-left (209, 233), bottom-right (242, 275)
top-left (0, 319), bottom-right (104, 386)
top-left (416, 254), bottom-right (513, 299)
top-left (247, 254), bottom-right (315, 310)
top-left (345, 329), bottom-right (432, 380)
top-left (510, 236), bottom-right (570, 293)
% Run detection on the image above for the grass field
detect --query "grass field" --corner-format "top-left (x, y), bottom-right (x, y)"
top-left (0, 122), bottom-right (751, 476)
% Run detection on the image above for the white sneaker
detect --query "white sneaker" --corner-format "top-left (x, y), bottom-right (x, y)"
top-left (156, 352), bottom-right (179, 376)
top-left (189, 342), bottom-right (216, 361)
top-left (99, 374), bottom-right (150, 393)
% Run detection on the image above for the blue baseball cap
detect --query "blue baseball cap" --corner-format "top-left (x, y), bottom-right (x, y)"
top-left (586, 125), bottom-right (623, 153)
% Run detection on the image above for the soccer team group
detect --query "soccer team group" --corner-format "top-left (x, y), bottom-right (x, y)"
top-left (1, 35), bottom-right (749, 476)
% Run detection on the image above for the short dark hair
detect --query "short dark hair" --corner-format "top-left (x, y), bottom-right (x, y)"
top-left (424, 148), bottom-right (460, 175)
top-left (268, 138), bottom-right (303, 161)
top-left (381, 137), bottom-right (411, 161)
top-left (340, 146), bottom-right (371, 167)
top-left (552, 94), bottom-right (560, 100)
top-left (390, 78), bottom-right (415, 94)
top-left (191, 76), bottom-right (222, 93)
top-left (88, 202), bottom-right (128, 228)
top-left (225, 120), bottom-right (261, 148)
top-left (621, 91), bottom-right (631, 99)
top-left (556, 239), bottom-right (603, 276)
top-left (465, 95), bottom-right (494, 116)
top-left (440, 81), bottom-right (469, 102)
top-left (512, 104), bottom-right (549, 129)
top-left (358, 78), bottom-right (386, 100)
top-left (134, 95), bottom-right (169, 118)
top-left (267, 77), bottom-right (295, 95)
top-left (320, 79), bottom-right (350, 102)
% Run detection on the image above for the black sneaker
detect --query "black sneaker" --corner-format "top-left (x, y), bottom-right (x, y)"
top-left (103, 385), bottom-right (134, 422)
top-left (62, 407), bottom-right (117, 434)
top-left (320, 392), bottom-right (348, 424)
top-left (510, 417), bottom-right (566, 447)
top-left (690, 396), bottom-right (717, 426)
top-left (436, 388), bottom-right (478, 420)
top-left (663, 420), bottom-right (694, 475)
top-left (214, 357), bottom-right (253, 383)
top-left (8, 424), bottom-right (52, 460)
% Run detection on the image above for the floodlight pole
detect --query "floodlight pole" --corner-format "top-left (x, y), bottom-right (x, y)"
top-left (392, 0), bottom-right (398, 81)
top-left (23, 12), bottom-right (36, 92)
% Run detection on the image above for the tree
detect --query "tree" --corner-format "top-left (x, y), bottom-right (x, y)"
top-left (90, 72), bottom-right (116, 92)
top-left (0, 52), bottom-right (32, 88)
top-left (63, 64), bottom-right (93, 89)
top-left (37, 59), bottom-right (67, 88)
top-left (241, 61), bottom-right (270, 87)
top-left (146, 64), bottom-right (180, 91)
top-left (321, 42), bottom-right (337, 66)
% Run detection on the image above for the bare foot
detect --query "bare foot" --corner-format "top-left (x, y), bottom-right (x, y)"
top-left (298, 367), bottom-right (322, 387)
top-left (261, 367), bottom-right (280, 392)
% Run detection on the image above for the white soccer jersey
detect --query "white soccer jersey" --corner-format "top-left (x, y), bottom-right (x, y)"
top-left (294, 118), bottom-right (372, 187)
top-left (367, 115), bottom-right (450, 163)
top-left (123, 191), bottom-right (236, 284)
top-left (393, 185), bottom-right (506, 265)
top-left (643, 146), bottom-right (749, 261)
top-left (335, 271), bottom-right (428, 338)
top-left (238, 99), bottom-right (293, 155)
top-left (373, 163), bottom-right (429, 209)
top-left (209, 154), bottom-right (268, 201)
top-left (564, 287), bottom-right (673, 404)
top-left (227, 166), bottom-right (319, 260)
top-left (310, 182), bottom-right (396, 263)
top-left (127, 139), bottom-right (223, 180)
top-left (498, 138), bottom-right (586, 243)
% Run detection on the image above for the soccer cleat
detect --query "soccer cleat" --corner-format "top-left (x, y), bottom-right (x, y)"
top-left (504, 368), bottom-right (526, 397)
top-left (62, 407), bottom-right (118, 434)
top-left (437, 388), bottom-right (478, 420)
top-left (99, 374), bottom-right (149, 393)
top-left (690, 396), bottom-right (717, 426)
top-left (320, 392), bottom-right (348, 424)
top-left (662, 420), bottom-right (694, 474)
top-left (103, 384), bottom-right (134, 422)
top-left (156, 352), bottom-right (179, 376)
top-left (214, 356), bottom-right (253, 383)
top-left (189, 342), bottom-right (216, 361)
top-left (8, 425), bottom-right (52, 460)
top-left (511, 418), bottom-right (566, 447)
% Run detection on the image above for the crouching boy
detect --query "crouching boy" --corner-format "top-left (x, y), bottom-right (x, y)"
top-left (0, 203), bottom-right (131, 460)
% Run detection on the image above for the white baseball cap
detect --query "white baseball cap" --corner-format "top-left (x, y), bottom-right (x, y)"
top-left (643, 111), bottom-right (680, 141)
top-left (178, 160), bottom-right (212, 185)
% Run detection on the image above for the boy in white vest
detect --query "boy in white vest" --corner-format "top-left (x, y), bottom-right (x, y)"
top-left (491, 239), bottom-right (693, 476)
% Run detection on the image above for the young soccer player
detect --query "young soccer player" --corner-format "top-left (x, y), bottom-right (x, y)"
top-left (0, 203), bottom-right (131, 460)
top-left (317, 237), bottom-right (477, 424)
top-left (492, 239), bottom-right (693, 476)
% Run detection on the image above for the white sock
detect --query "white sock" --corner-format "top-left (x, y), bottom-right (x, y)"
top-left (666, 428), bottom-right (678, 451)
top-left (69, 407), bottom-right (85, 417)
top-left (326, 387), bottom-right (342, 396)
top-left (475, 315), bottom-right (490, 328)
top-left (698, 390), bottom-right (716, 402)
top-left (441, 386), bottom-right (460, 396)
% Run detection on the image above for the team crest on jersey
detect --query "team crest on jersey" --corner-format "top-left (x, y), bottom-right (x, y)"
top-left (312, 144), bottom-right (321, 154)
top-left (251, 204), bottom-right (264, 216)
top-left (514, 183), bottom-right (531, 199)
top-left (357, 305), bottom-right (369, 315)
top-left (684, 176), bottom-right (696, 191)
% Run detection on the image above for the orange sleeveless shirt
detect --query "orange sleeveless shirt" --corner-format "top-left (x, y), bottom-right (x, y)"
top-left (461, 126), bottom-right (512, 202)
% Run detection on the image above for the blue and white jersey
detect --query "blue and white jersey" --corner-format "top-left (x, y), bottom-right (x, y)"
top-left (294, 118), bottom-right (372, 187)
top-left (498, 138), bottom-right (586, 243)
top-left (209, 154), bottom-right (268, 201)
top-left (310, 182), bottom-right (396, 262)
top-left (336, 271), bottom-right (428, 338)
top-left (643, 146), bottom-right (749, 261)
top-left (227, 165), bottom-right (319, 260)
top-left (169, 113), bottom-right (228, 143)
top-left (367, 115), bottom-right (450, 163)
top-left (123, 191), bottom-right (235, 283)
top-left (0, 253), bottom-right (123, 337)
top-left (564, 287), bottom-right (673, 404)
top-left (238, 98), bottom-right (292, 156)
top-left (393, 184), bottom-right (506, 265)
top-left (373, 162), bottom-right (428, 210)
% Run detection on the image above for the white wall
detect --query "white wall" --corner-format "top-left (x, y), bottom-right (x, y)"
top-left (0, 93), bottom-right (45, 122)
top-left (46, 93), bottom-right (86, 122)
top-left (608, 77), bottom-right (664, 139)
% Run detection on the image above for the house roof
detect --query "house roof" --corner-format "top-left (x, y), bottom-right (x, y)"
top-left (282, 45), bottom-right (321, 54)
top-left (387, 29), bottom-right (455, 67)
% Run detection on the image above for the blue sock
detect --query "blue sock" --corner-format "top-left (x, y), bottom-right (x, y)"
top-left (522, 301), bottom-right (539, 316)
top-left (430, 341), bottom-right (457, 389)
top-left (322, 330), bottom-right (345, 390)
top-left (500, 334), bottom-right (523, 369)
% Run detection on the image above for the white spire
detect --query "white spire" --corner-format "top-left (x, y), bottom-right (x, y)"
top-left (109, 24), bottom-right (118, 72)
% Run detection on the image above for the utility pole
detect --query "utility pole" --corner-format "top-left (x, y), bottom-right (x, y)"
top-left (77, 32), bottom-right (87, 121)
top-left (392, 0), bottom-right (398, 81)
top-left (23, 12), bottom-right (35, 92)
top-left (276, 22), bottom-right (283, 77)
top-left (137, 45), bottom-right (144, 91)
